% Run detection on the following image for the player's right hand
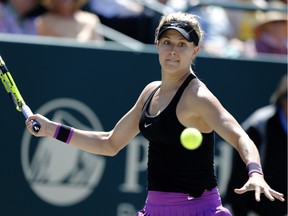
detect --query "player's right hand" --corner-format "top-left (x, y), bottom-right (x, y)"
top-left (26, 114), bottom-right (53, 137)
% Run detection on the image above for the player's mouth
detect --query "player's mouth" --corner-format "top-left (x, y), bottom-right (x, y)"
top-left (166, 59), bottom-right (179, 62)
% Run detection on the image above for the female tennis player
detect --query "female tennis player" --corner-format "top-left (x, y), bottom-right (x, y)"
top-left (26, 12), bottom-right (285, 215)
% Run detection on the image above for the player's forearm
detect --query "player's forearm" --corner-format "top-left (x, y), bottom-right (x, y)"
top-left (69, 129), bottom-right (117, 156)
top-left (237, 135), bottom-right (261, 165)
top-left (48, 121), bottom-right (117, 156)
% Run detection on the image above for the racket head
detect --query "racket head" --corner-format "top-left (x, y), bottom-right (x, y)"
top-left (0, 56), bottom-right (41, 132)
top-left (0, 56), bottom-right (25, 111)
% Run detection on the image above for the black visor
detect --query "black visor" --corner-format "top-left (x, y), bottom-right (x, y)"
top-left (157, 21), bottom-right (199, 46)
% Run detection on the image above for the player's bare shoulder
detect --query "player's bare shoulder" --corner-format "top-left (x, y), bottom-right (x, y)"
top-left (136, 81), bottom-right (161, 109)
top-left (142, 81), bottom-right (161, 99)
top-left (184, 77), bottom-right (222, 114)
top-left (178, 76), bottom-right (216, 132)
top-left (181, 76), bottom-right (216, 110)
top-left (185, 77), bottom-right (208, 98)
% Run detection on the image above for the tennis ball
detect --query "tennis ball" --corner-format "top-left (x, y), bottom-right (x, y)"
top-left (180, 128), bottom-right (203, 150)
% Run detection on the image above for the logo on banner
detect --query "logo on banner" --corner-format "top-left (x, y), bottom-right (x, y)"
top-left (21, 98), bottom-right (105, 206)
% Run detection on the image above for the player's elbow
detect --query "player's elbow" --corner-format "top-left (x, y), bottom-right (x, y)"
top-left (107, 150), bottom-right (118, 157)
top-left (106, 144), bottom-right (121, 157)
top-left (104, 131), bottom-right (124, 157)
top-left (104, 137), bottom-right (122, 157)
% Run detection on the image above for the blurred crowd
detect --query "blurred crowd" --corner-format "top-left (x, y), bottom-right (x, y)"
top-left (0, 0), bottom-right (287, 57)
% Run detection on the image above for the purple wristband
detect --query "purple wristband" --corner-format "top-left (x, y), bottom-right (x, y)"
top-left (53, 123), bottom-right (61, 139)
top-left (66, 127), bottom-right (74, 144)
top-left (246, 162), bottom-right (263, 176)
top-left (53, 124), bottom-right (74, 144)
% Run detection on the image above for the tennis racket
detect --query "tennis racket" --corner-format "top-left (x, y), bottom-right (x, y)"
top-left (0, 55), bottom-right (40, 132)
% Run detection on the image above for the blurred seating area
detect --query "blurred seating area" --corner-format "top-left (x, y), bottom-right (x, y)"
top-left (0, 0), bottom-right (287, 57)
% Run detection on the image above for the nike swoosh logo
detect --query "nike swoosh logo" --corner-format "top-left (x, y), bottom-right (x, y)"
top-left (144, 123), bottom-right (152, 128)
top-left (187, 196), bottom-right (194, 200)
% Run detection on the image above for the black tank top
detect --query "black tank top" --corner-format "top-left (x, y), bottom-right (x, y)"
top-left (139, 73), bottom-right (217, 197)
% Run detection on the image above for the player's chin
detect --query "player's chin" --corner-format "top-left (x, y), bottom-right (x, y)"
top-left (162, 65), bottom-right (181, 74)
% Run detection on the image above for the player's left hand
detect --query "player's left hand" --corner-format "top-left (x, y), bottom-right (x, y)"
top-left (234, 173), bottom-right (285, 202)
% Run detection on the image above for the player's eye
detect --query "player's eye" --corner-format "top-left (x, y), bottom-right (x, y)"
top-left (163, 40), bottom-right (170, 45)
top-left (178, 42), bottom-right (186, 47)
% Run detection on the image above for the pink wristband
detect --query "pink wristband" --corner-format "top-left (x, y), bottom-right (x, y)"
top-left (53, 123), bottom-right (61, 139)
top-left (246, 162), bottom-right (263, 176)
top-left (66, 127), bottom-right (74, 144)
top-left (53, 123), bottom-right (74, 144)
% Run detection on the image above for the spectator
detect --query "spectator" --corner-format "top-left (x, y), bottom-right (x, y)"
top-left (188, 3), bottom-right (243, 57)
top-left (224, 0), bottom-right (287, 56)
top-left (87, 0), bottom-right (156, 44)
top-left (36, 0), bottom-right (104, 42)
top-left (187, 0), bottom-right (287, 57)
top-left (225, 0), bottom-right (268, 42)
top-left (251, 9), bottom-right (287, 55)
top-left (225, 74), bottom-right (287, 216)
top-left (157, 0), bottom-right (189, 13)
top-left (0, 0), bottom-right (45, 34)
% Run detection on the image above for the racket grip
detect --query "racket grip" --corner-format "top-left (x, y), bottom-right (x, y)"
top-left (22, 104), bottom-right (41, 133)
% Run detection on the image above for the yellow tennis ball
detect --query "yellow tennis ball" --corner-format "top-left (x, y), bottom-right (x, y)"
top-left (180, 128), bottom-right (203, 150)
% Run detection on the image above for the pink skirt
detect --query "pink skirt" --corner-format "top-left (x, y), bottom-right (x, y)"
top-left (136, 188), bottom-right (231, 216)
